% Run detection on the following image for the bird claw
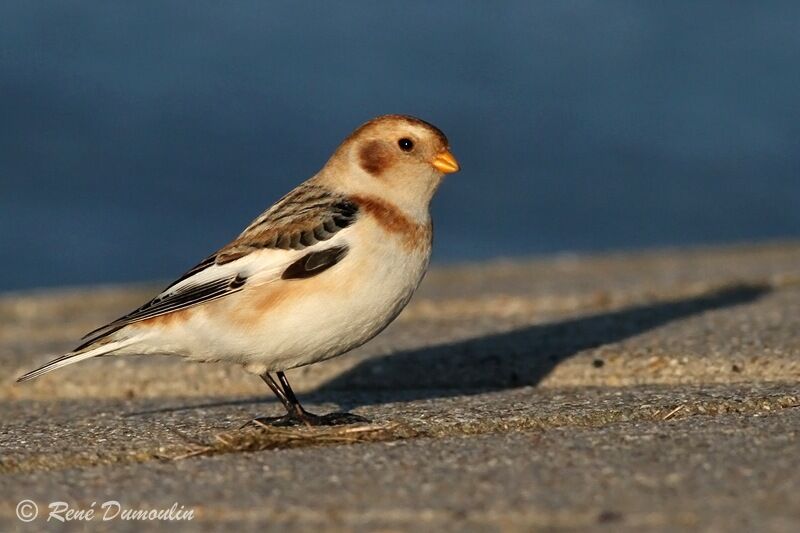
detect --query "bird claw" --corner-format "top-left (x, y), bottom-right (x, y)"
top-left (239, 415), bottom-right (293, 429)
top-left (308, 412), bottom-right (370, 426)
top-left (241, 411), bottom-right (369, 429)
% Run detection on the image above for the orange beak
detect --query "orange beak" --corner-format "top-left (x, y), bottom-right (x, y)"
top-left (431, 150), bottom-right (460, 174)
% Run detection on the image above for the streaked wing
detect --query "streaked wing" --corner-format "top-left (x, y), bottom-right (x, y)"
top-left (108, 274), bottom-right (246, 324)
top-left (76, 264), bottom-right (252, 350)
top-left (77, 183), bottom-right (360, 350)
top-left (216, 184), bottom-right (358, 263)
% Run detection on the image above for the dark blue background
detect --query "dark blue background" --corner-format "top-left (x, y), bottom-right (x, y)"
top-left (2, 2), bottom-right (799, 291)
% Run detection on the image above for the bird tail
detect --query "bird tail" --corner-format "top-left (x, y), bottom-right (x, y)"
top-left (16, 338), bottom-right (136, 383)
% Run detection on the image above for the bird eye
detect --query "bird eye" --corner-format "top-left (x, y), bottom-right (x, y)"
top-left (398, 138), bottom-right (414, 152)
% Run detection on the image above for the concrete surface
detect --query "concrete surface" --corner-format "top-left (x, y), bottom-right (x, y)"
top-left (1, 242), bottom-right (799, 531)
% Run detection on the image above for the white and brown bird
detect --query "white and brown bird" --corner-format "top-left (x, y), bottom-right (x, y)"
top-left (18, 114), bottom-right (459, 426)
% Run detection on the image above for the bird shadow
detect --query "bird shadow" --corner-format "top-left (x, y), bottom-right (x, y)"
top-left (314, 282), bottom-right (770, 408)
top-left (125, 282), bottom-right (768, 417)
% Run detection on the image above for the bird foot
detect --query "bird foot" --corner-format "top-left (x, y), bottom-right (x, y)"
top-left (241, 411), bottom-right (369, 429)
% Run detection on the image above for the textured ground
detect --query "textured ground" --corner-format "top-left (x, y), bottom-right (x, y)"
top-left (1, 242), bottom-right (799, 531)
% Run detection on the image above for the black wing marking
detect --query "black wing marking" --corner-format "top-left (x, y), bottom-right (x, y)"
top-left (281, 245), bottom-right (349, 280)
top-left (119, 274), bottom-right (247, 322)
top-left (76, 273), bottom-right (247, 350)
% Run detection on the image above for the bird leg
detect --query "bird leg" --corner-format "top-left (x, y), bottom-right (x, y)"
top-left (242, 371), bottom-right (369, 428)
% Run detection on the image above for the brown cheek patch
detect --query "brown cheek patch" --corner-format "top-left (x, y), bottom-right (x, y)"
top-left (350, 194), bottom-right (432, 250)
top-left (358, 140), bottom-right (394, 176)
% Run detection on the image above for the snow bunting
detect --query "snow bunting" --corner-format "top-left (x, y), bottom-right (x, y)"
top-left (18, 114), bottom-right (459, 426)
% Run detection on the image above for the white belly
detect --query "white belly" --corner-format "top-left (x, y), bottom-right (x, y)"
top-left (128, 219), bottom-right (431, 374)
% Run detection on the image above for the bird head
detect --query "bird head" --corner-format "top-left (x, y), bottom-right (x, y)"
top-left (320, 115), bottom-right (459, 219)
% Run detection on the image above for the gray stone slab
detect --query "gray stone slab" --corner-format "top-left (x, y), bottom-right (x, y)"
top-left (1, 243), bottom-right (799, 532)
top-left (1, 404), bottom-right (798, 532)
